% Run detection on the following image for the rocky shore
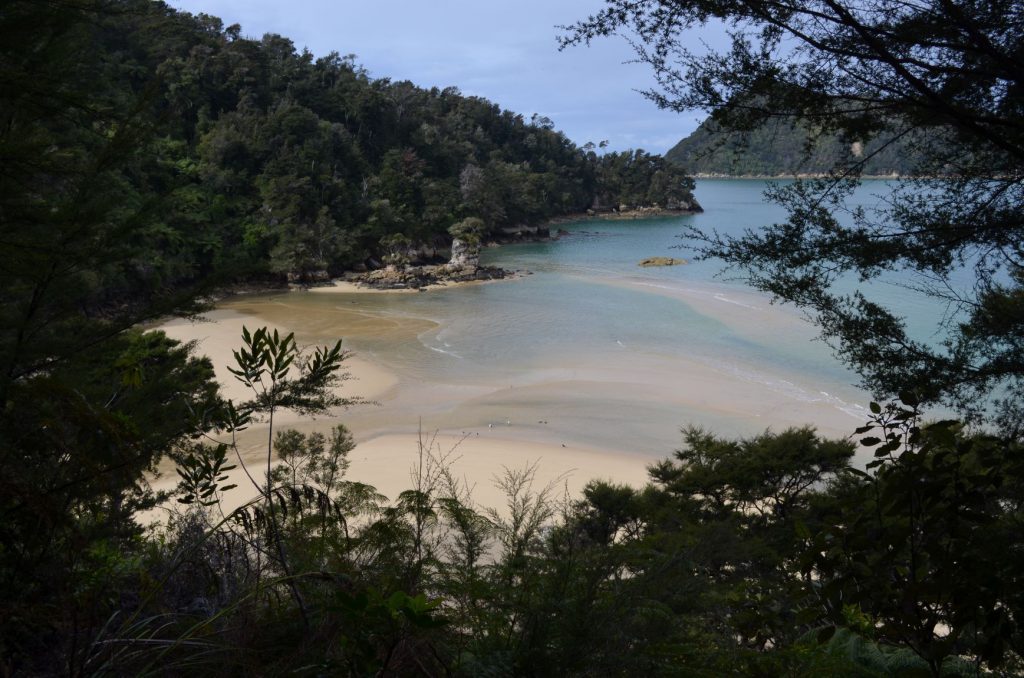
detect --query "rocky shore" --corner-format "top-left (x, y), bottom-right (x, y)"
top-left (589, 207), bottom-right (696, 220)
top-left (545, 198), bottom-right (704, 226)
top-left (342, 235), bottom-right (519, 290)
top-left (307, 202), bottom-right (703, 291)
top-left (343, 263), bottom-right (516, 291)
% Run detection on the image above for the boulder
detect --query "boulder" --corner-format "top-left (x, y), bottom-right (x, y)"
top-left (638, 256), bottom-right (688, 267)
top-left (349, 262), bottom-right (512, 290)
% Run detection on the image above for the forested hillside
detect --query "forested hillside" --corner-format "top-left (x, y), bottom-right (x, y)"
top-left (666, 116), bottom-right (925, 176)
top-left (2, 0), bottom-right (697, 289)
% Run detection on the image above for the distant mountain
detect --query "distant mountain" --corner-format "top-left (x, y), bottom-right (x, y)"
top-left (665, 117), bottom-right (922, 177)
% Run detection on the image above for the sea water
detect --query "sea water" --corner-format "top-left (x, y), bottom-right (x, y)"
top-left (230, 179), bottom-right (964, 456)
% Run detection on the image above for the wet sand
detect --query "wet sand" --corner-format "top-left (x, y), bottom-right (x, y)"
top-left (149, 283), bottom-right (865, 517)
top-left (152, 298), bottom-right (654, 514)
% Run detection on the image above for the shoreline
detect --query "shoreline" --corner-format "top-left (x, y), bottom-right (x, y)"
top-left (319, 207), bottom-right (703, 292)
top-left (307, 274), bottom-right (526, 295)
top-left (145, 205), bottom-right (874, 515)
top-left (157, 306), bottom-right (401, 409)
top-left (544, 206), bottom-right (702, 225)
top-left (193, 208), bottom-right (704, 301)
top-left (149, 269), bottom-right (869, 519)
top-left (151, 298), bottom-right (658, 516)
top-left (149, 314), bottom-right (864, 523)
top-left (691, 173), bottom-right (904, 180)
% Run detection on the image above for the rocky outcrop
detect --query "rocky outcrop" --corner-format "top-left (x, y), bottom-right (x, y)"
top-left (581, 204), bottom-right (703, 220)
top-left (346, 263), bottom-right (513, 290)
top-left (445, 237), bottom-right (479, 271)
top-left (401, 244), bottom-right (446, 266)
top-left (587, 189), bottom-right (705, 216)
top-left (639, 257), bottom-right (688, 267)
top-left (667, 196), bottom-right (703, 212)
top-left (580, 199), bottom-right (704, 220)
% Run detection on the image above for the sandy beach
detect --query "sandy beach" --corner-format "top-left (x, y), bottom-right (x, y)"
top-left (148, 274), bottom-right (868, 521)
top-left (158, 305), bottom-right (402, 408)
top-left (152, 297), bottom-right (654, 517)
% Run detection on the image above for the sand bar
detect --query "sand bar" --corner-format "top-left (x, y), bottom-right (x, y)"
top-left (150, 298), bottom-right (654, 518)
top-left (147, 277), bottom-right (871, 521)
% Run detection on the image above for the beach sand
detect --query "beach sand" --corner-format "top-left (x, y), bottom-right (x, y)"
top-left (348, 433), bottom-right (652, 509)
top-left (158, 306), bottom-right (401, 411)
top-left (151, 298), bottom-right (652, 518)
top-left (149, 282), bottom-right (865, 520)
top-left (149, 422), bottom-right (647, 520)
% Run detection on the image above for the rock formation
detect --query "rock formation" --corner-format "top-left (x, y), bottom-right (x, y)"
top-left (638, 257), bottom-right (688, 267)
top-left (446, 237), bottom-right (479, 271)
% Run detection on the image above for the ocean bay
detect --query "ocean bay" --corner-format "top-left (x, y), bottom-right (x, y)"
top-left (13, 3), bottom-right (1021, 669)
top-left (160, 179), bottom-right (916, 488)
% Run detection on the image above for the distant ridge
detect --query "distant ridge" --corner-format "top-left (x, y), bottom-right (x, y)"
top-left (665, 117), bottom-right (922, 177)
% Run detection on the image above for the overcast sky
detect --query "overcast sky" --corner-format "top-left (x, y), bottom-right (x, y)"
top-left (169, 0), bottom-right (709, 154)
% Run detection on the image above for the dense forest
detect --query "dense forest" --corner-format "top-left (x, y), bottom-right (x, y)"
top-left (666, 116), bottom-right (926, 177)
top-left (2, 0), bottom-right (697, 287)
top-left (2, 0), bottom-right (1022, 676)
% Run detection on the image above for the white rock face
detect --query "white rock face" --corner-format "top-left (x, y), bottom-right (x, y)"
top-left (447, 237), bottom-right (479, 271)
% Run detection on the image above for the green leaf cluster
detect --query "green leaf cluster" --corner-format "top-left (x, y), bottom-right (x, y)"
top-left (562, 0), bottom-right (1024, 432)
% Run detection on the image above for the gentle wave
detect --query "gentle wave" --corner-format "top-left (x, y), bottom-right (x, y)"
top-left (706, 358), bottom-right (866, 421)
top-left (417, 326), bottom-right (465, 360)
top-left (426, 344), bottom-right (463, 359)
top-left (712, 293), bottom-right (761, 310)
top-left (630, 280), bottom-right (760, 308)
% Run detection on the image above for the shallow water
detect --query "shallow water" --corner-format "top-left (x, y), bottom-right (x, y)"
top-left (206, 179), bottom-right (967, 458)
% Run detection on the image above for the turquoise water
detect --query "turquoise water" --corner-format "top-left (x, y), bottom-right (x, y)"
top-left (482, 178), bottom-right (967, 348)
top-left (255, 179), bottom-right (965, 454)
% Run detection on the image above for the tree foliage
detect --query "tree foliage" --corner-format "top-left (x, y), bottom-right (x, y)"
top-left (2, 0), bottom-right (697, 290)
top-left (143, 406), bottom-right (1023, 676)
top-left (4, 1), bottom-right (1022, 675)
top-left (808, 399), bottom-right (1024, 674)
top-left (562, 0), bottom-right (1024, 432)
top-left (0, 2), bottom-right (697, 666)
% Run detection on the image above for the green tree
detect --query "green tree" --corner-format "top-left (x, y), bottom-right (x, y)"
top-left (642, 427), bottom-right (854, 659)
top-left (562, 0), bottom-right (1024, 432)
top-left (448, 216), bottom-right (486, 247)
top-left (0, 1), bottom-right (725, 671)
top-left (0, 330), bottom-right (220, 674)
top-left (0, 3), bottom-right (228, 669)
top-left (451, 428), bottom-right (855, 676)
top-left (805, 399), bottom-right (1024, 675)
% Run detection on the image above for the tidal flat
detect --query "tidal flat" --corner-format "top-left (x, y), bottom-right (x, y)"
top-left (152, 181), bottom-right (900, 510)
